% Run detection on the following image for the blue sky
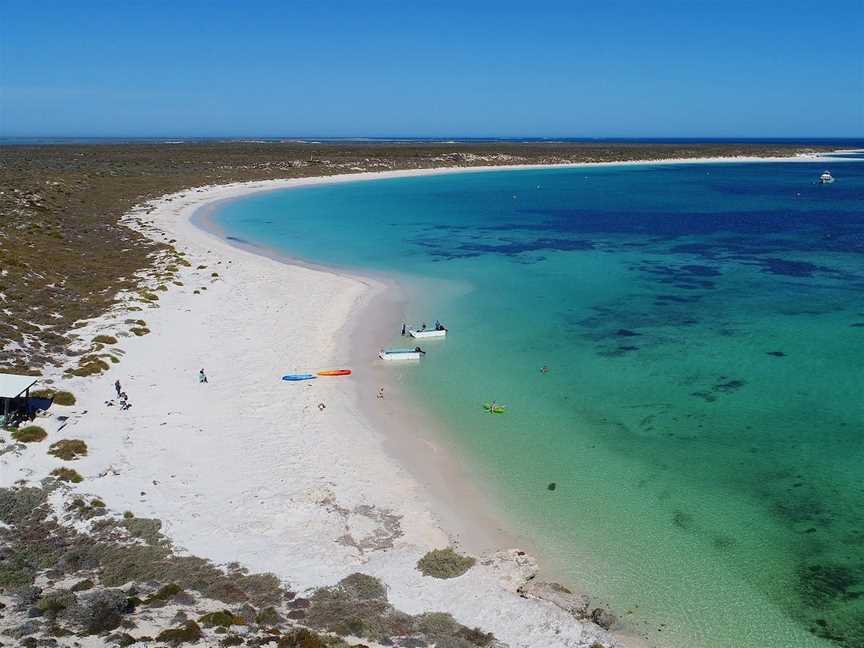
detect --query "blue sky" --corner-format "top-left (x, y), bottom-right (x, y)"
top-left (1, 1), bottom-right (862, 137)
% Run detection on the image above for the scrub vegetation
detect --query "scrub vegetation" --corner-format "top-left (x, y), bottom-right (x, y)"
top-left (0, 484), bottom-right (497, 648)
top-left (417, 548), bottom-right (476, 579)
top-left (47, 438), bottom-right (88, 460)
top-left (50, 467), bottom-right (83, 483)
top-left (11, 425), bottom-right (47, 443)
top-left (30, 388), bottom-right (77, 406)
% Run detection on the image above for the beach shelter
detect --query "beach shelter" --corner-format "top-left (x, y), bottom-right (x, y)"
top-left (0, 373), bottom-right (38, 425)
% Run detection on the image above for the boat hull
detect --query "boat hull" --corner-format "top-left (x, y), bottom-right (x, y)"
top-left (408, 329), bottom-right (446, 339)
top-left (379, 351), bottom-right (422, 360)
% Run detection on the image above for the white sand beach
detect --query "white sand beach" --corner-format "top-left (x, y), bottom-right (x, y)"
top-left (1, 152), bottom-right (844, 647)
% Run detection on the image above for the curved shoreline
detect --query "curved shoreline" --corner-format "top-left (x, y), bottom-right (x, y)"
top-left (150, 151), bottom-right (847, 646)
top-left (192, 194), bottom-right (531, 559)
top-left (108, 168), bottom-right (635, 647)
top-left (8, 152), bottom-right (843, 647)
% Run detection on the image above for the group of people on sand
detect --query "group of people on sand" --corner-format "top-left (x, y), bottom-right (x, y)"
top-left (107, 379), bottom-right (132, 411)
top-left (108, 369), bottom-right (208, 410)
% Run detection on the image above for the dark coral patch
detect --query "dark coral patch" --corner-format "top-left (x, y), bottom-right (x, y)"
top-left (714, 379), bottom-right (745, 393)
top-left (798, 563), bottom-right (864, 608)
top-left (756, 258), bottom-right (824, 277)
top-left (672, 511), bottom-right (694, 530)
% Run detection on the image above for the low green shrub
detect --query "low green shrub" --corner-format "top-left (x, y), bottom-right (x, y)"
top-left (144, 583), bottom-right (183, 605)
top-left (30, 388), bottom-right (76, 405)
top-left (199, 610), bottom-right (244, 627)
top-left (53, 390), bottom-right (76, 406)
top-left (130, 327), bottom-right (150, 336)
top-left (48, 438), bottom-right (88, 460)
top-left (277, 628), bottom-right (326, 648)
top-left (93, 335), bottom-right (118, 345)
top-left (417, 548), bottom-right (475, 579)
top-left (69, 357), bottom-right (110, 376)
top-left (12, 425), bottom-right (47, 443)
top-left (51, 467), bottom-right (83, 483)
top-left (157, 621), bottom-right (202, 644)
top-left (122, 517), bottom-right (163, 545)
top-left (71, 579), bottom-right (95, 592)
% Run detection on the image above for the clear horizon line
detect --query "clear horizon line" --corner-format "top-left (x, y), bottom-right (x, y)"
top-left (2, 134), bottom-right (863, 142)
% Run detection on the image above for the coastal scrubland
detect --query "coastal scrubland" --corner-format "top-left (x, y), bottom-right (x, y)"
top-left (0, 483), bottom-right (498, 647)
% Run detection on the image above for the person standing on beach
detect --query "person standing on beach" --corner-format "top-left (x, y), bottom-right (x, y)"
top-left (199, 369), bottom-right (208, 384)
top-left (114, 379), bottom-right (122, 398)
top-left (401, 322), bottom-right (407, 336)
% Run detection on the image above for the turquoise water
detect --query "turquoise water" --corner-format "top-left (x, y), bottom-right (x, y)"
top-left (214, 160), bottom-right (864, 648)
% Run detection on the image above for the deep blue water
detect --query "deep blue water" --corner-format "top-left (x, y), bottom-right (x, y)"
top-left (213, 158), bottom-right (864, 648)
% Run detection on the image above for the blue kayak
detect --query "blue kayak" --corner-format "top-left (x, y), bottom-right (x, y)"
top-left (282, 374), bottom-right (317, 381)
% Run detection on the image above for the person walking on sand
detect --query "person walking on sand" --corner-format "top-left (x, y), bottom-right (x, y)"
top-left (114, 379), bottom-right (122, 398)
top-left (401, 322), bottom-right (407, 336)
top-left (199, 368), bottom-right (208, 384)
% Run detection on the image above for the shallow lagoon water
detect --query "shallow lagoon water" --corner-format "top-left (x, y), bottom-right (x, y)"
top-left (214, 160), bottom-right (864, 648)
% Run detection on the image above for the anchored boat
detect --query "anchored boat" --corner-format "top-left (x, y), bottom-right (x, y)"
top-left (408, 327), bottom-right (446, 339)
top-left (378, 347), bottom-right (425, 361)
top-left (819, 171), bottom-right (835, 184)
top-left (407, 320), bottom-right (447, 339)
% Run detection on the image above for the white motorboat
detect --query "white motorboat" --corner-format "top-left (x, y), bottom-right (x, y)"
top-left (378, 347), bottom-right (425, 361)
top-left (408, 327), bottom-right (447, 339)
top-left (819, 171), bottom-right (834, 184)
